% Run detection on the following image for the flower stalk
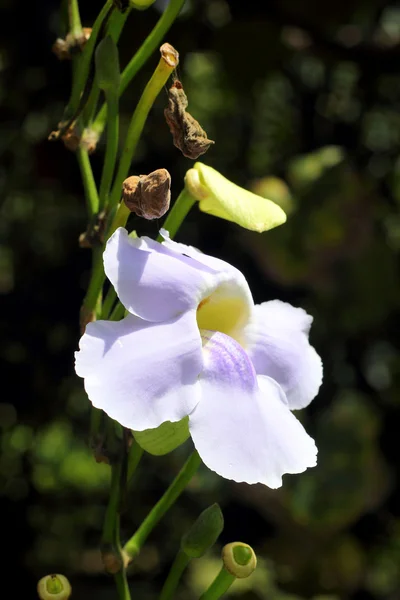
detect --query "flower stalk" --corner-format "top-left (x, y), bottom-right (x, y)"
top-left (198, 567), bottom-right (236, 600)
top-left (158, 188), bottom-right (196, 240)
top-left (95, 35), bottom-right (120, 209)
top-left (159, 550), bottom-right (191, 600)
top-left (68, 0), bottom-right (83, 39)
top-left (67, 0), bottom-right (114, 122)
top-left (107, 43), bottom-right (179, 213)
top-left (93, 0), bottom-right (186, 135)
top-left (76, 146), bottom-right (99, 217)
top-left (123, 450), bottom-right (202, 562)
top-left (83, 6), bottom-right (132, 125)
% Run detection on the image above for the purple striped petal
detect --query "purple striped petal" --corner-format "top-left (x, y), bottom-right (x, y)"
top-left (189, 330), bottom-right (317, 487)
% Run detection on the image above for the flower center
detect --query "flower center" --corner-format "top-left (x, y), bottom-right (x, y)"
top-left (196, 282), bottom-right (250, 345)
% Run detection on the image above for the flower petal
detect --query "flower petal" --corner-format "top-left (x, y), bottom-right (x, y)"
top-left (160, 229), bottom-right (255, 343)
top-left (186, 163), bottom-right (287, 233)
top-left (189, 331), bottom-right (317, 487)
top-left (75, 310), bottom-right (203, 430)
top-left (244, 301), bottom-right (323, 410)
top-left (104, 228), bottom-right (215, 322)
top-left (160, 228), bottom-right (245, 277)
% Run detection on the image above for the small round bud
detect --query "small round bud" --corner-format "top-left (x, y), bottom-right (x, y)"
top-left (130, 0), bottom-right (156, 9)
top-left (181, 503), bottom-right (224, 558)
top-left (122, 169), bottom-right (171, 219)
top-left (37, 575), bottom-right (71, 600)
top-left (222, 542), bottom-right (257, 579)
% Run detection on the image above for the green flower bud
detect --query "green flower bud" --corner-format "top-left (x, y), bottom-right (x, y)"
top-left (185, 163), bottom-right (286, 233)
top-left (222, 542), bottom-right (257, 579)
top-left (37, 575), bottom-right (72, 600)
top-left (133, 417), bottom-right (190, 455)
top-left (181, 504), bottom-right (224, 558)
top-left (130, 0), bottom-right (156, 9)
top-left (95, 36), bottom-right (120, 93)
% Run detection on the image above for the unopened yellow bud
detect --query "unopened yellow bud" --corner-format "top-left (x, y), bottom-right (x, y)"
top-left (37, 575), bottom-right (71, 600)
top-left (222, 542), bottom-right (257, 578)
top-left (185, 162), bottom-right (286, 233)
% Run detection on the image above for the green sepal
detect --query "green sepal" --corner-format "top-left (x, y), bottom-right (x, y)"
top-left (95, 35), bottom-right (121, 93)
top-left (181, 503), bottom-right (224, 558)
top-left (133, 417), bottom-right (190, 456)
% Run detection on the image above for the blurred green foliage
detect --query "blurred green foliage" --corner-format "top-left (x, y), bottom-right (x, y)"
top-left (2, 0), bottom-right (400, 598)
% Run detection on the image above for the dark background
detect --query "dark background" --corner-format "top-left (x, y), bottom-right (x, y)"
top-left (2, 0), bottom-right (400, 598)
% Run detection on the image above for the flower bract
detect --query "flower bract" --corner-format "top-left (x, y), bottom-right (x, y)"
top-left (75, 228), bottom-right (322, 487)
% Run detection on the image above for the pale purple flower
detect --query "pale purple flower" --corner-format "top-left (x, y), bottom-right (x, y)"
top-left (75, 228), bottom-right (322, 488)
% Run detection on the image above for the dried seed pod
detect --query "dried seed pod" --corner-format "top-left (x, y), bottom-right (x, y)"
top-left (164, 80), bottom-right (214, 160)
top-left (122, 169), bottom-right (171, 219)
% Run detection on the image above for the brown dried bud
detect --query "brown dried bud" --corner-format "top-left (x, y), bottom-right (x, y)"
top-left (164, 80), bottom-right (214, 160)
top-left (123, 169), bottom-right (171, 219)
top-left (52, 28), bottom-right (92, 61)
top-left (61, 123), bottom-right (81, 152)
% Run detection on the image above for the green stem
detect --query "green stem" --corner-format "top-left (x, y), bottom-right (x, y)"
top-left (127, 438), bottom-right (144, 482)
top-left (115, 570), bottom-right (131, 600)
top-left (123, 451), bottom-right (202, 562)
top-left (102, 450), bottom-right (131, 600)
top-left (103, 462), bottom-right (122, 546)
top-left (198, 568), bottom-right (236, 600)
top-left (81, 247), bottom-right (104, 320)
top-left (110, 301), bottom-right (126, 322)
top-left (68, 0), bottom-right (83, 38)
top-left (83, 7), bottom-right (132, 125)
top-left (101, 285), bottom-right (117, 319)
top-left (76, 146), bottom-right (99, 217)
top-left (68, 0), bottom-right (113, 121)
top-left (107, 50), bottom-right (178, 211)
top-left (159, 550), bottom-right (191, 600)
top-left (81, 201), bottom-right (130, 323)
top-left (99, 92), bottom-right (119, 210)
top-left (93, 0), bottom-right (186, 134)
top-left (108, 201), bottom-right (131, 235)
top-left (158, 189), bottom-right (196, 240)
